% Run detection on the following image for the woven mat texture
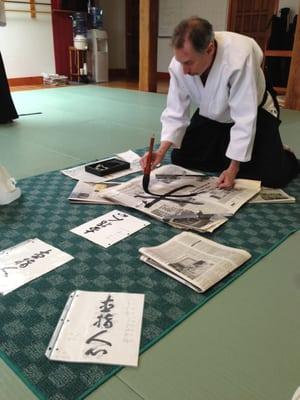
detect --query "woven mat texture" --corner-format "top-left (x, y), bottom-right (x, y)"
top-left (1, 160), bottom-right (299, 400)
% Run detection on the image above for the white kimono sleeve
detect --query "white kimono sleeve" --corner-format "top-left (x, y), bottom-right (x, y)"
top-left (226, 53), bottom-right (262, 162)
top-left (160, 66), bottom-right (191, 148)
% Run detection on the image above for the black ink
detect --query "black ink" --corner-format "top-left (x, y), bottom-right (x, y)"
top-left (85, 348), bottom-right (108, 356)
top-left (84, 213), bottom-right (129, 234)
top-left (86, 330), bottom-right (112, 346)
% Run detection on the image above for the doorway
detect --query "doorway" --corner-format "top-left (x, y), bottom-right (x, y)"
top-left (126, 0), bottom-right (140, 79)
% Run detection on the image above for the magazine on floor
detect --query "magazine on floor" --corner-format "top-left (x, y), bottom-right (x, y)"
top-left (249, 186), bottom-right (296, 203)
top-left (102, 164), bottom-right (261, 233)
top-left (46, 290), bottom-right (145, 367)
top-left (68, 181), bottom-right (118, 205)
top-left (139, 232), bottom-right (251, 293)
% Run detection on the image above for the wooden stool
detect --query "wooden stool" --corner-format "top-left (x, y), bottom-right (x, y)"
top-left (68, 46), bottom-right (87, 82)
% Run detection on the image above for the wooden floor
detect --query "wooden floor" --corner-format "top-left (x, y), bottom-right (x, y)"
top-left (10, 78), bottom-right (169, 94)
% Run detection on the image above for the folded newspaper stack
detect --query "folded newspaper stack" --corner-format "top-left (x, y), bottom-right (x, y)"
top-left (139, 232), bottom-right (251, 293)
top-left (249, 187), bottom-right (296, 203)
top-left (102, 164), bottom-right (261, 233)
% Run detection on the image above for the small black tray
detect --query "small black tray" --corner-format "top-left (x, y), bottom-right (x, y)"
top-left (85, 158), bottom-right (130, 177)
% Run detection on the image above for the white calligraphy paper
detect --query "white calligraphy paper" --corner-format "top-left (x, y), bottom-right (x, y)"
top-left (70, 210), bottom-right (150, 248)
top-left (61, 150), bottom-right (141, 183)
top-left (46, 290), bottom-right (145, 367)
top-left (0, 238), bottom-right (74, 295)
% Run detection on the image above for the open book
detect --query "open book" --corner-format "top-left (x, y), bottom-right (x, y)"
top-left (102, 164), bottom-right (261, 233)
top-left (139, 232), bottom-right (251, 293)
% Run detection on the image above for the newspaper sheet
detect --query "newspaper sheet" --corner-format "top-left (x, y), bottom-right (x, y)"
top-left (249, 186), bottom-right (296, 203)
top-left (68, 181), bottom-right (118, 205)
top-left (102, 164), bottom-right (261, 233)
top-left (139, 232), bottom-right (251, 292)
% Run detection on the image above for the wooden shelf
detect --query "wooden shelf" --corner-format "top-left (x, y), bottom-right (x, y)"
top-left (68, 46), bottom-right (87, 82)
top-left (274, 87), bottom-right (287, 95)
top-left (52, 8), bottom-right (77, 13)
top-left (264, 50), bottom-right (292, 57)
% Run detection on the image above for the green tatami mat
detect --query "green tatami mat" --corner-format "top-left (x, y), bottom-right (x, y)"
top-left (2, 233), bottom-right (300, 400)
top-left (118, 230), bottom-right (300, 400)
top-left (0, 357), bottom-right (142, 400)
top-left (1, 86), bottom-right (300, 400)
top-left (1, 86), bottom-right (166, 180)
top-left (0, 161), bottom-right (299, 399)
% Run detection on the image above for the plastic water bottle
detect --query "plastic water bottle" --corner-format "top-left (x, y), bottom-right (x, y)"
top-left (72, 12), bottom-right (88, 50)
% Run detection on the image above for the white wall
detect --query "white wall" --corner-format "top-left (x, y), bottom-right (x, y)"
top-left (157, 0), bottom-right (229, 72)
top-left (1, 0), bottom-right (298, 78)
top-left (0, 3), bottom-right (55, 78)
top-left (0, 0), bottom-right (126, 79)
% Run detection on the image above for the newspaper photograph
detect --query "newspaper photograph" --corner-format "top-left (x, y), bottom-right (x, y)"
top-left (249, 187), bottom-right (296, 204)
top-left (68, 181), bottom-right (118, 205)
top-left (139, 232), bottom-right (251, 292)
top-left (102, 164), bottom-right (261, 233)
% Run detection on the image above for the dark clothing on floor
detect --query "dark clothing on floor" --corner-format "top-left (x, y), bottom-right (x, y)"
top-left (171, 106), bottom-right (299, 188)
top-left (0, 51), bottom-right (18, 123)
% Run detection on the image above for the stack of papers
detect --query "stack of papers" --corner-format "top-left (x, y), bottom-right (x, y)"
top-left (249, 187), bottom-right (296, 203)
top-left (139, 232), bottom-right (251, 292)
top-left (101, 164), bottom-right (261, 233)
top-left (68, 181), bottom-right (118, 205)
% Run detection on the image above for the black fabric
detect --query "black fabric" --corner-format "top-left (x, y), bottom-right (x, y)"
top-left (0, 52), bottom-right (18, 123)
top-left (266, 8), bottom-right (297, 87)
top-left (171, 108), bottom-right (299, 188)
top-left (264, 73), bottom-right (280, 117)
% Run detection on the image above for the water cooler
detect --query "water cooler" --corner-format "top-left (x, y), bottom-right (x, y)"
top-left (72, 12), bottom-right (88, 50)
top-left (87, 29), bottom-right (108, 82)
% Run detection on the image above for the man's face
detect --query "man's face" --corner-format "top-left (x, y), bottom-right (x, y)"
top-left (174, 39), bottom-right (215, 76)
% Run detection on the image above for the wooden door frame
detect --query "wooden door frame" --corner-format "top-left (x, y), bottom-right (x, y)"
top-left (285, 1), bottom-right (300, 110)
top-left (138, 0), bottom-right (158, 92)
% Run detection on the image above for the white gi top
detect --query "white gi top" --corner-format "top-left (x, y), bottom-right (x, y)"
top-left (161, 31), bottom-right (267, 162)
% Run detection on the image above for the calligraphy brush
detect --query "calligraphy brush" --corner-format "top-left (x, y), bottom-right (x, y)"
top-left (142, 135), bottom-right (155, 193)
top-left (142, 136), bottom-right (199, 200)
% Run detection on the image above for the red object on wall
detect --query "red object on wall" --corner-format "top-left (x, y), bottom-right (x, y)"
top-left (51, 0), bottom-right (74, 76)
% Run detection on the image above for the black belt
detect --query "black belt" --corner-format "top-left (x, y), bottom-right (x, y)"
top-left (259, 89), bottom-right (268, 108)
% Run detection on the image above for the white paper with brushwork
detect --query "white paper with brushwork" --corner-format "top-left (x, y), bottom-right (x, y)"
top-left (70, 210), bottom-right (150, 248)
top-left (46, 290), bottom-right (145, 367)
top-left (0, 238), bottom-right (74, 295)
